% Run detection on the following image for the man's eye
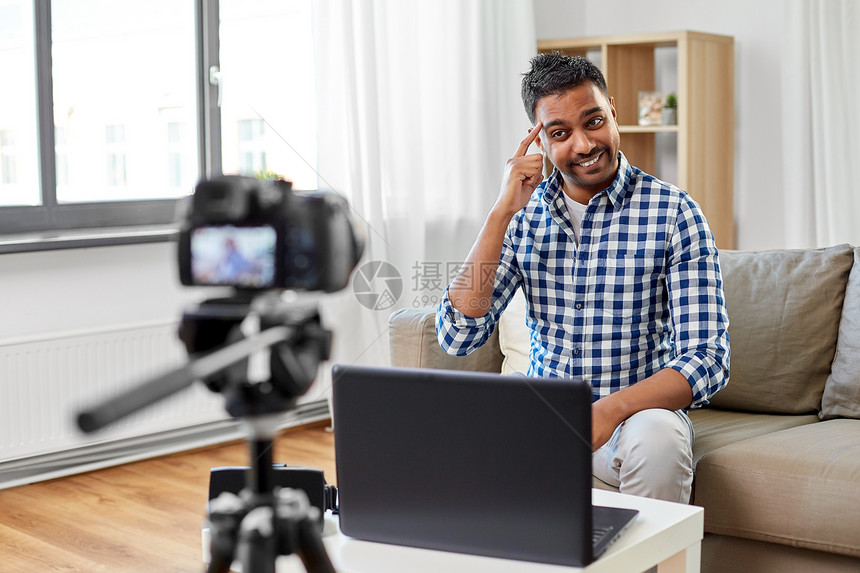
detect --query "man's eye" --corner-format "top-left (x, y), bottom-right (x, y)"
top-left (551, 130), bottom-right (567, 139)
top-left (588, 117), bottom-right (604, 128)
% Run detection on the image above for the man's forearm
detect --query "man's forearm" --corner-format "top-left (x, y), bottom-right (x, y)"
top-left (591, 368), bottom-right (693, 450)
top-left (448, 209), bottom-right (513, 318)
top-left (449, 123), bottom-right (544, 318)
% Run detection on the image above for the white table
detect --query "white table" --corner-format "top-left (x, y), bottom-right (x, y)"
top-left (203, 489), bottom-right (704, 573)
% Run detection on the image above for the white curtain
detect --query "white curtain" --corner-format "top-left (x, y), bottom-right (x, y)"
top-left (308, 0), bottom-right (536, 390)
top-left (782, 0), bottom-right (860, 248)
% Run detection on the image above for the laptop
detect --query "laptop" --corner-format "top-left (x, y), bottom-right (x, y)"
top-left (331, 365), bottom-right (638, 567)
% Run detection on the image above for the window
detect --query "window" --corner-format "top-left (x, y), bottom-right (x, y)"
top-left (104, 124), bottom-right (127, 188)
top-left (166, 122), bottom-right (185, 189)
top-left (237, 119), bottom-right (266, 175)
top-left (1, 130), bottom-right (19, 185)
top-left (217, 0), bottom-right (318, 188)
top-left (0, 1), bottom-right (39, 207)
top-left (0, 0), bottom-right (317, 242)
top-left (52, 0), bottom-right (198, 204)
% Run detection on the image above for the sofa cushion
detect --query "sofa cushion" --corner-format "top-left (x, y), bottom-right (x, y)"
top-left (702, 534), bottom-right (860, 573)
top-left (499, 288), bottom-right (530, 375)
top-left (820, 247), bottom-right (860, 420)
top-left (693, 419), bottom-right (860, 558)
top-left (688, 408), bottom-right (819, 466)
top-left (708, 245), bottom-right (854, 414)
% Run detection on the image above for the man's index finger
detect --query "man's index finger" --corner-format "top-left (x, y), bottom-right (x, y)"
top-left (514, 122), bottom-right (543, 157)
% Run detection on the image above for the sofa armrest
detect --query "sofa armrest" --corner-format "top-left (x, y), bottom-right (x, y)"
top-left (389, 307), bottom-right (504, 373)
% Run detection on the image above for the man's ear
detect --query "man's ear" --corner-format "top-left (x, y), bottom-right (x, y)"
top-left (533, 128), bottom-right (544, 153)
top-left (609, 96), bottom-right (617, 119)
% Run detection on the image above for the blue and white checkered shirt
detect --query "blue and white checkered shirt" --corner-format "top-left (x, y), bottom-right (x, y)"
top-left (436, 152), bottom-right (730, 407)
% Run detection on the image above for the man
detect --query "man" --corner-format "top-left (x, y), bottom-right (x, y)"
top-left (435, 53), bottom-right (730, 503)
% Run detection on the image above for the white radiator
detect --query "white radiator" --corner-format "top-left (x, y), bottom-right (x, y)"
top-left (0, 321), bottom-right (329, 488)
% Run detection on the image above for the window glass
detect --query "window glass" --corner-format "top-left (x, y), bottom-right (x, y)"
top-left (0, 0), bottom-right (39, 206)
top-left (51, 0), bottom-right (199, 203)
top-left (219, 0), bottom-right (317, 188)
top-left (105, 124), bottom-right (127, 186)
top-left (166, 121), bottom-right (184, 189)
top-left (237, 118), bottom-right (266, 175)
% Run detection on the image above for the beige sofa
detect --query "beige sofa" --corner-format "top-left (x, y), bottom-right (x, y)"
top-left (389, 244), bottom-right (860, 572)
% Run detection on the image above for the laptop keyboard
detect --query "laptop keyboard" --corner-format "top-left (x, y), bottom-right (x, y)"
top-left (592, 524), bottom-right (613, 546)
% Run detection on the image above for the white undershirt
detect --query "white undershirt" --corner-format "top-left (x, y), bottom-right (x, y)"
top-left (561, 192), bottom-right (589, 245)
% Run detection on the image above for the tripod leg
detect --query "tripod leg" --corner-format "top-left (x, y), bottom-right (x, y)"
top-left (296, 514), bottom-right (337, 573)
top-left (238, 505), bottom-right (278, 573)
top-left (205, 555), bottom-right (233, 573)
top-left (273, 488), bottom-right (336, 573)
top-left (206, 492), bottom-right (245, 573)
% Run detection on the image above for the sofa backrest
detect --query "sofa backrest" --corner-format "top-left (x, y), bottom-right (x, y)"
top-left (820, 247), bottom-right (860, 420)
top-left (495, 244), bottom-right (860, 416)
top-left (708, 244), bottom-right (855, 414)
top-left (389, 307), bottom-right (504, 372)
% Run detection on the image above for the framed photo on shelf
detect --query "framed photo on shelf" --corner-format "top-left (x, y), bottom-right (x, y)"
top-left (638, 91), bottom-right (663, 126)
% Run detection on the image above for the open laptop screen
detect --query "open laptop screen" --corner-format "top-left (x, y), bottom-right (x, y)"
top-left (332, 365), bottom-right (597, 567)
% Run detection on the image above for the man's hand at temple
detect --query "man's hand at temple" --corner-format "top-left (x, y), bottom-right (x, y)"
top-left (448, 123), bottom-right (544, 318)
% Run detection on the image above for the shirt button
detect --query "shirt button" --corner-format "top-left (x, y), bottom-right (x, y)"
top-left (573, 348), bottom-right (580, 355)
top-left (575, 303), bottom-right (582, 310)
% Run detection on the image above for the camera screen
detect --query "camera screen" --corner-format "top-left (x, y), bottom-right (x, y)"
top-left (190, 225), bottom-right (276, 288)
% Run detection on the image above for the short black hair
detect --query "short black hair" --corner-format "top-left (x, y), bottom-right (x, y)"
top-left (521, 53), bottom-right (609, 124)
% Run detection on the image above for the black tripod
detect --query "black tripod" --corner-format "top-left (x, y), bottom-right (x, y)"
top-left (77, 292), bottom-right (337, 573)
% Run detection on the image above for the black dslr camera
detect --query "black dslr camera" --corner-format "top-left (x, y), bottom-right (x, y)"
top-left (177, 175), bottom-right (363, 292)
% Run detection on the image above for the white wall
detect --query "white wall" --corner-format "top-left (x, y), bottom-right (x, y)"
top-left (534, 0), bottom-right (787, 250)
top-left (0, 243), bottom-right (198, 341)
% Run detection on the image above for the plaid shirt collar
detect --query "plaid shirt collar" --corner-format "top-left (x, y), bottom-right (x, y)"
top-left (539, 151), bottom-right (633, 211)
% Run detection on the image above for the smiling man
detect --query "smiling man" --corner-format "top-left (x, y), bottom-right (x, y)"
top-left (435, 53), bottom-right (730, 503)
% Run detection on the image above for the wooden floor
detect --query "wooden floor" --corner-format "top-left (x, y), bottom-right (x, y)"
top-left (0, 422), bottom-right (336, 572)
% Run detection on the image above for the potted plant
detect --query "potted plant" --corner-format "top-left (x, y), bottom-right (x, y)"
top-left (662, 93), bottom-right (677, 125)
top-left (254, 169), bottom-right (285, 182)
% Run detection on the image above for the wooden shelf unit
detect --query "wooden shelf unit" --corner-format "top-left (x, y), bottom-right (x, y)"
top-left (538, 31), bottom-right (735, 248)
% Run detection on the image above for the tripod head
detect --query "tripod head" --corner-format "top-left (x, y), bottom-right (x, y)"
top-left (76, 291), bottom-right (330, 434)
top-left (178, 291), bottom-right (332, 419)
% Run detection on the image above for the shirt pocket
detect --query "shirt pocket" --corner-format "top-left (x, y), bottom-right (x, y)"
top-left (593, 250), bottom-right (664, 323)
